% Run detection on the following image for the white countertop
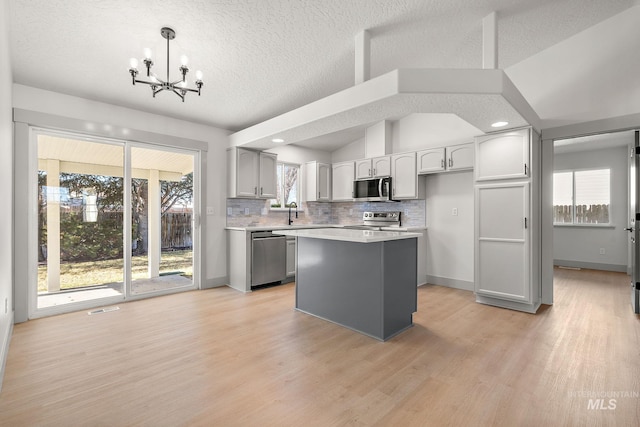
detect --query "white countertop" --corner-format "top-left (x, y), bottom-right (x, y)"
top-left (226, 225), bottom-right (426, 232)
top-left (225, 224), bottom-right (337, 232)
top-left (273, 228), bottom-right (422, 243)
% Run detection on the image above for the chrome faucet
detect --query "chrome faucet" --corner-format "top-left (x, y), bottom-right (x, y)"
top-left (288, 202), bottom-right (298, 225)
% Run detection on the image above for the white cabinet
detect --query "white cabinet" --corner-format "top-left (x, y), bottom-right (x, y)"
top-left (286, 238), bottom-right (296, 277)
top-left (417, 143), bottom-right (474, 174)
top-left (447, 143), bottom-right (474, 171)
top-left (227, 148), bottom-right (277, 199)
top-left (476, 130), bottom-right (529, 181)
top-left (391, 152), bottom-right (425, 200)
top-left (332, 161), bottom-right (355, 201)
top-left (475, 182), bottom-right (530, 302)
top-left (417, 148), bottom-right (445, 174)
top-left (305, 161), bottom-right (331, 202)
top-left (474, 127), bottom-right (540, 313)
top-left (372, 156), bottom-right (391, 177)
top-left (355, 156), bottom-right (390, 179)
top-left (355, 159), bottom-right (372, 180)
top-left (259, 152), bottom-right (277, 198)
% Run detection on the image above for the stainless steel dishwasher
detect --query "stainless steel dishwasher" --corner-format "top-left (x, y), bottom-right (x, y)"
top-left (251, 231), bottom-right (287, 286)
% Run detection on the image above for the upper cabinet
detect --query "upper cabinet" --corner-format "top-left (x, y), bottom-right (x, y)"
top-left (227, 148), bottom-right (277, 199)
top-left (475, 130), bottom-right (529, 181)
top-left (417, 148), bottom-right (445, 174)
top-left (259, 152), bottom-right (278, 198)
top-left (332, 161), bottom-right (355, 201)
top-left (355, 156), bottom-right (391, 179)
top-left (447, 143), bottom-right (474, 171)
top-left (417, 142), bottom-right (474, 175)
top-left (305, 161), bottom-right (331, 202)
top-left (391, 152), bottom-right (425, 200)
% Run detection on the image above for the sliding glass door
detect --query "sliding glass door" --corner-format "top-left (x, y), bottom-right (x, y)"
top-left (37, 133), bottom-right (125, 309)
top-left (130, 145), bottom-right (195, 295)
top-left (33, 130), bottom-right (199, 316)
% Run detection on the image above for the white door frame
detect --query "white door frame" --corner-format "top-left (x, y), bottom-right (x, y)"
top-left (25, 127), bottom-right (201, 319)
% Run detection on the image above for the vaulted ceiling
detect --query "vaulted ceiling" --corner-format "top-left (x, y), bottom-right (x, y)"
top-left (7, 0), bottom-right (639, 146)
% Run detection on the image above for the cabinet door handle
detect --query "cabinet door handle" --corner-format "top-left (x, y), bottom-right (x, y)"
top-left (449, 158), bottom-right (453, 167)
top-left (368, 168), bottom-right (371, 176)
top-left (254, 187), bottom-right (257, 195)
top-left (260, 187), bottom-right (263, 195)
top-left (524, 163), bottom-right (528, 175)
top-left (441, 159), bottom-right (444, 168)
top-left (524, 217), bottom-right (528, 229)
top-left (373, 168), bottom-right (376, 176)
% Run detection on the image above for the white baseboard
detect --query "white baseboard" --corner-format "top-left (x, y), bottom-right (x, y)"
top-left (426, 275), bottom-right (474, 291)
top-left (554, 259), bottom-right (627, 273)
top-left (202, 276), bottom-right (229, 290)
top-left (0, 311), bottom-right (14, 393)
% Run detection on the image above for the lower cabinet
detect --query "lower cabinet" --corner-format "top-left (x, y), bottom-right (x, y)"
top-left (286, 238), bottom-right (296, 277)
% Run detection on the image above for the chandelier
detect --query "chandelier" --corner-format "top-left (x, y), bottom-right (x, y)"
top-left (128, 27), bottom-right (203, 102)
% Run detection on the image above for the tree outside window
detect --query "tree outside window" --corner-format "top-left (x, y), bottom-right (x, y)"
top-left (271, 163), bottom-right (299, 208)
top-left (553, 169), bottom-right (610, 224)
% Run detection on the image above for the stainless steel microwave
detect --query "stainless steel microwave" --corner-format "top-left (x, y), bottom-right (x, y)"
top-left (353, 177), bottom-right (392, 202)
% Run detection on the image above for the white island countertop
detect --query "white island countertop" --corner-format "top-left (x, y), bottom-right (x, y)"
top-left (273, 227), bottom-right (422, 243)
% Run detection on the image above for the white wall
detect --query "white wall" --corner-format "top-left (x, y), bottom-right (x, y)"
top-left (425, 171), bottom-right (475, 289)
top-left (0, 0), bottom-right (14, 391)
top-left (12, 85), bottom-right (231, 317)
top-left (553, 146), bottom-right (628, 271)
top-left (331, 137), bottom-right (364, 163)
top-left (392, 113), bottom-right (480, 153)
top-left (268, 144), bottom-right (331, 164)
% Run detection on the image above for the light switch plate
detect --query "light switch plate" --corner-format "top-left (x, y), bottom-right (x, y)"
top-left (452, 208), bottom-right (458, 216)
top-left (206, 207), bottom-right (214, 215)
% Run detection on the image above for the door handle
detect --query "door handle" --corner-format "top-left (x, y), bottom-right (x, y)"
top-left (626, 227), bottom-right (634, 232)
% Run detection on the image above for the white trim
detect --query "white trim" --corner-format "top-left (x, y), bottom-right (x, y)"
top-left (0, 311), bottom-right (14, 392)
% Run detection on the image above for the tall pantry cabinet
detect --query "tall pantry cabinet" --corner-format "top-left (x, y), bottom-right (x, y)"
top-left (474, 128), bottom-right (541, 313)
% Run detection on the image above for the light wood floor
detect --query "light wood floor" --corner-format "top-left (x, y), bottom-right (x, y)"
top-left (1, 268), bottom-right (639, 426)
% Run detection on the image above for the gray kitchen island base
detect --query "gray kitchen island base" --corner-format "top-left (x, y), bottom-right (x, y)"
top-left (295, 236), bottom-right (418, 341)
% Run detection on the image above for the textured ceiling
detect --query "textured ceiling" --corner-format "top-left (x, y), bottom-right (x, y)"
top-left (7, 0), bottom-right (639, 141)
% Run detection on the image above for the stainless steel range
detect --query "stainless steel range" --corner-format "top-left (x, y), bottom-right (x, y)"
top-left (344, 211), bottom-right (401, 230)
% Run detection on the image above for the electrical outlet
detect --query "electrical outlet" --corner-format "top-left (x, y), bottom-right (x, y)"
top-left (206, 206), bottom-right (214, 215)
top-left (452, 208), bottom-right (458, 216)
top-left (349, 209), bottom-right (353, 216)
top-left (599, 248), bottom-right (606, 255)
top-left (244, 207), bottom-right (250, 215)
top-left (227, 207), bottom-right (233, 216)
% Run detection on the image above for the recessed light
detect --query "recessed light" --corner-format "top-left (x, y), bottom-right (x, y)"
top-left (491, 121), bottom-right (509, 128)
top-left (272, 138), bottom-right (285, 143)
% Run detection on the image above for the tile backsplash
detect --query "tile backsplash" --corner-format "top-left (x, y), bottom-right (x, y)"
top-left (226, 199), bottom-right (426, 228)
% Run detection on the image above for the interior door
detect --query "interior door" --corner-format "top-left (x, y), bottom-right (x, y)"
top-left (630, 131), bottom-right (640, 314)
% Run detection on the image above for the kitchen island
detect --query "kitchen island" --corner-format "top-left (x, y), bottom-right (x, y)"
top-left (274, 228), bottom-right (421, 341)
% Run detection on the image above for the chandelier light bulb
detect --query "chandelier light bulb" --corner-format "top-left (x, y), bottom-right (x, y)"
top-left (195, 70), bottom-right (203, 81)
top-left (129, 57), bottom-right (139, 69)
top-left (143, 47), bottom-right (152, 59)
top-left (180, 55), bottom-right (189, 66)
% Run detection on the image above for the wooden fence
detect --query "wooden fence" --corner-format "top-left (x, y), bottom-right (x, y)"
top-left (162, 213), bottom-right (192, 250)
top-left (553, 204), bottom-right (609, 224)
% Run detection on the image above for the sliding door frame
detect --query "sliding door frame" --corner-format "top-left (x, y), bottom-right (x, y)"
top-left (14, 109), bottom-right (207, 321)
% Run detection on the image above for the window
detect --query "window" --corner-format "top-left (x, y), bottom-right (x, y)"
top-left (553, 169), bottom-right (610, 224)
top-left (271, 162), bottom-right (299, 208)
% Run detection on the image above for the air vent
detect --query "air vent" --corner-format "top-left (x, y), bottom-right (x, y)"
top-left (88, 306), bottom-right (120, 315)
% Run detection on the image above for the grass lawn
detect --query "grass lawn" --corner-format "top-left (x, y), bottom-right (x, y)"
top-left (38, 250), bottom-right (193, 293)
